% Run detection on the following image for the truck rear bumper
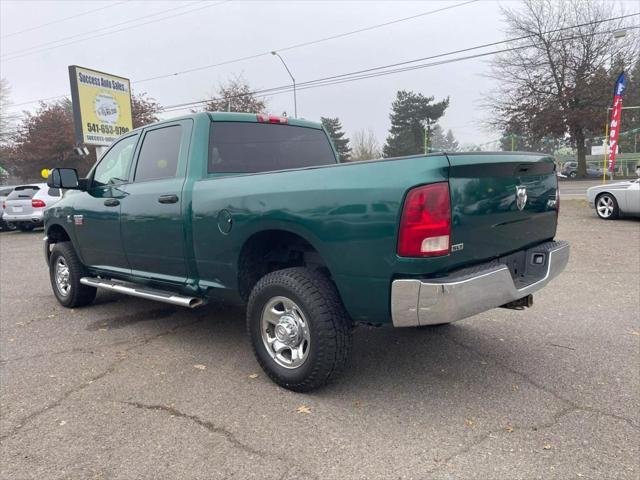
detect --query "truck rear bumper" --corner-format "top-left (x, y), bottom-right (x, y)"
top-left (390, 240), bottom-right (569, 327)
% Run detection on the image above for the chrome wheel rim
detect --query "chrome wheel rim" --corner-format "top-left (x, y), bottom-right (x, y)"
top-left (261, 296), bottom-right (310, 369)
top-left (55, 257), bottom-right (71, 296)
top-left (597, 196), bottom-right (614, 218)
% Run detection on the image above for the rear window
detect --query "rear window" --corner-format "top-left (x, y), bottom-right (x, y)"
top-left (7, 186), bottom-right (39, 200)
top-left (208, 122), bottom-right (336, 174)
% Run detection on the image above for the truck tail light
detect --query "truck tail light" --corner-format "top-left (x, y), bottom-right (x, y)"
top-left (256, 114), bottom-right (288, 124)
top-left (398, 182), bottom-right (451, 257)
top-left (31, 199), bottom-right (46, 208)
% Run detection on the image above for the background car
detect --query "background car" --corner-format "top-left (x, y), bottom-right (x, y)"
top-left (586, 179), bottom-right (640, 220)
top-left (562, 161), bottom-right (603, 178)
top-left (2, 183), bottom-right (63, 231)
top-left (0, 185), bottom-right (17, 231)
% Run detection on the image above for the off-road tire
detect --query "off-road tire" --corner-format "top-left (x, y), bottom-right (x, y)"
top-left (49, 241), bottom-right (97, 308)
top-left (247, 267), bottom-right (352, 392)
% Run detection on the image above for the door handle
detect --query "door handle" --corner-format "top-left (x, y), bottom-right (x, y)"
top-left (158, 194), bottom-right (179, 204)
top-left (104, 199), bottom-right (120, 207)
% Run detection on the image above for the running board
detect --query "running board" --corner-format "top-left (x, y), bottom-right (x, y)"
top-left (80, 277), bottom-right (204, 308)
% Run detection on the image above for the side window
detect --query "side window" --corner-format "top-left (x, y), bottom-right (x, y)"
top-left (93, 135), bottom-right (138, 187)
top-left (134, 125), bottom-right (182, 182)
top-left (47, 188), bottom-right (60, 196)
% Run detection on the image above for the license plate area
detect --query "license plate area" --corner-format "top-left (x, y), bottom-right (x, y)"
top-left (500, 247), bottom-right (549, 289)
top-left (12, 206), bottom-right (23, 213)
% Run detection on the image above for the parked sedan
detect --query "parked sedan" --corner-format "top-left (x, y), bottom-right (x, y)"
top-left (0, 185), bottom-right (17, 231)
top-left (2, 183), bottom-right (63, 231)
top-left (586, 179), bottom-right (640, 220)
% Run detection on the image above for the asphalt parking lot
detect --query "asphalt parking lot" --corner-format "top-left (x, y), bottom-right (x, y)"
top-left (1, 200), bottom-right (638, 480)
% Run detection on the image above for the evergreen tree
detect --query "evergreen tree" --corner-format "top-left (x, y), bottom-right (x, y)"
top-left (383, 90), bottom-right (449, 157)
top-left (443, 129), bottom-right (459, 152)
top-left (321, 117), bottom-right (351, 161)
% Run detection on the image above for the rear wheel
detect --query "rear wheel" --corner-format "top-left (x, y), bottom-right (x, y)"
top-left (595, 193), bottom-right (619, 220)
top-left (569, 171), bottom-right (577, 179)
top-left (49, 242), bottom-right (96, 308)
top-left (247, 267), bottom-right (352, 392)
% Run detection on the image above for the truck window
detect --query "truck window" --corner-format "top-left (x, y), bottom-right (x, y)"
top-left (93, 134), bottom-right (138, 187)
top-left (134, 125), bottom-right (182, 182)
top-left (208, 122), bottom-right (337, 174)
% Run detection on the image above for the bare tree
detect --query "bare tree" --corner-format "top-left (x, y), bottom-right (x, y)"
top-left (131, 92), bottom-right (162, 128)
top-left (487, 0), bottom-right (638, 177)
top-left (202, 75), bottom-right (267, 114)
top-left (351, 128), bottom-right (382, 161)
top-left (0, 78), bottom-right (20, 145)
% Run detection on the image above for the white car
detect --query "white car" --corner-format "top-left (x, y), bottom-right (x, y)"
top-left (2, 183), bottom-right (63, 231)
top-left (586, 178), bottom-right (640, 220)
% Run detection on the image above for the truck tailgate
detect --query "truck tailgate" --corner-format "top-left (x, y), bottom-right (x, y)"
top-left (447, 153), bottom-right (558, 265)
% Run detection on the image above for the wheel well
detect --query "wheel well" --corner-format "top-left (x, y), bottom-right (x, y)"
top-left (237, 230), bottom-right (331, 301)
top-left (47, 224), bottom-right (71, 243)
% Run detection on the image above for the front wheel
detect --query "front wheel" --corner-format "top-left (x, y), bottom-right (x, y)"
top-left (595, 193), bottom-right (619, 220)
top-left (49, 242), bottom-right (97, 308)
top-left (247, 267), bottom-right (352, 392)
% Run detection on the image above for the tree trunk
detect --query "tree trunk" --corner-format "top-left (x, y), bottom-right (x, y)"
top-left (575, 128), bottom-right (587, 178)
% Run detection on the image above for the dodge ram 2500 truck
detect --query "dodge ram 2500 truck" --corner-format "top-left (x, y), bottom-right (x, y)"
top-left (44, 112), bottom-right (569, 392)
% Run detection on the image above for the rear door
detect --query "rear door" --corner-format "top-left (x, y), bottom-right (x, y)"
top-left (447, 153), bottom-right (558, 264)
top-left (120, 120), bottom-right (192, 283)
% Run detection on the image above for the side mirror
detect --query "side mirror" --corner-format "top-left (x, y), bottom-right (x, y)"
top-left (47, 168), bottom-right (83, 190)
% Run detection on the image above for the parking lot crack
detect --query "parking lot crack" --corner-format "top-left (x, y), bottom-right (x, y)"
top-left (440, 333), bottom-right (640, 431)
top-left (123, 402), bottom-right (265, 456)
top-left (121, 401), bottom-right (316, 478)
top-left (0, 319), bottom-right (205, 442)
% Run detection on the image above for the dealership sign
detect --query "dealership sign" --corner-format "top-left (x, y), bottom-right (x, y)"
top-left (68, 65), bottom-right (133, 146)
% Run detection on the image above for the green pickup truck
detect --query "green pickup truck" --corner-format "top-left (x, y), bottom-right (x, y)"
top-left (44, 112), bottom-right (569, 391)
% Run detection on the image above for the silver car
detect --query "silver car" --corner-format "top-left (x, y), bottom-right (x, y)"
top-left (586, 178), bottom-right (640, 220)
top-left (0, 185), bottom-right (18, 231)
top-left (2, 183), bottom-right (63, 231)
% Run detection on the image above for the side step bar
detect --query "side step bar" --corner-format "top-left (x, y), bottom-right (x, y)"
top-left (80, 277), bottom-right (204, 308)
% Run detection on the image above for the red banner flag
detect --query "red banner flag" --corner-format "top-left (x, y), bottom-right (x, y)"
top-left (608, 72), bottom-right (626, 172)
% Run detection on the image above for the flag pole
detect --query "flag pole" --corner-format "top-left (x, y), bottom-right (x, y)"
top-left (602, 120), bottom-right (608, 184)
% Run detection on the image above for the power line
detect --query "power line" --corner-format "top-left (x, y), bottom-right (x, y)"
top-left (1, 1), bottom-right (232, 61)
top-left (6, 11), bottom-right (639, 111)
top-left (0, 1), bottom-right (127, 39)
top-left (6, 0), bottom-right (479, 106)
top-left (156, 22), bottom-right (640, 113)
top-left (134, 0), bottom-right (480, 84)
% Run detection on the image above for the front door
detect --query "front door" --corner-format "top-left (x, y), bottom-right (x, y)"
top-left (74, 133), bottom-right (139, 271)
top-left (120, 121), bottom-right (192, 284)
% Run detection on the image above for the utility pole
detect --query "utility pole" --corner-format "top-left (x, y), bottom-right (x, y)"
top-left (271, 51), bottom-right (297, 118)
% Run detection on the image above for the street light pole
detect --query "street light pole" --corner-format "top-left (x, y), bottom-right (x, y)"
top-left (271, 51), bottom-right (297, 118)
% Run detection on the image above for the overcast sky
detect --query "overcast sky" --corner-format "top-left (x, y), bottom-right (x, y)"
top-left (0, 0), bottom-right (625, 147)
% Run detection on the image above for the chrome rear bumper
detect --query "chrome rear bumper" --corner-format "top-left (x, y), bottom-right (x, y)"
top-left (391, 240), bottom-right (569, 327)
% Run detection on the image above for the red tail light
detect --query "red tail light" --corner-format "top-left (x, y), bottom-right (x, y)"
top-left (398, 182), bottom-right (451, 257)
top-left (257, 114), bottom-right (288, 124)
top-left (1, 201), bottom-right (5, 209)
top-left (31, 199), bottom-right (46, 208)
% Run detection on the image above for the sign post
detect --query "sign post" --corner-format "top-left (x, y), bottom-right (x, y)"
top-left (68, 65), bottom-right (133, 147)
